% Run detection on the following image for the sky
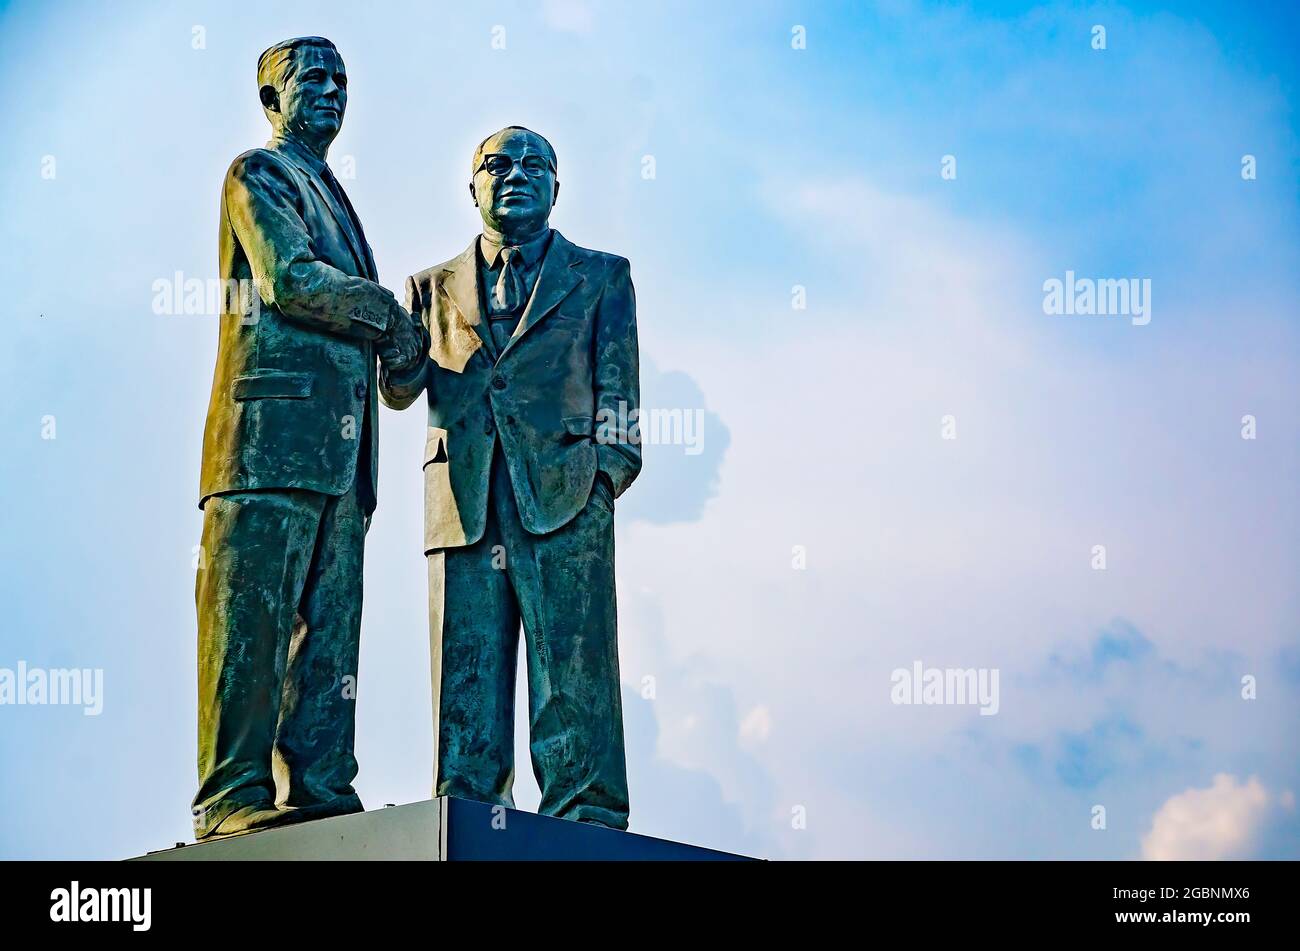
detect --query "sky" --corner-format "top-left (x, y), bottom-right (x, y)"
top-left (0, 0), bottom-right (1297, 860)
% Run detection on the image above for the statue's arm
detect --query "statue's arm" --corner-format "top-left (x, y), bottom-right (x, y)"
top-left (378, 273), bottom-right (429, 410)
top-left (592, 256), bottom-right (641, 497)
top-left (224, 150), bottom-right (403, 341)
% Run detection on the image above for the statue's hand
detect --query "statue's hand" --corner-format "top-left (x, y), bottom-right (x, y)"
top-left (378, 303), bottom-right (425, 371)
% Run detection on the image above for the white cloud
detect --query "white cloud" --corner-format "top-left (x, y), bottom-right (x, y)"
top-left (619, 166), bottom-right (1300, 857)
top-left (542, 0), bottom-right (595, 35)
top-left (739, 705), bottom-right (772, 745)
top-left (1141, 774), bottom-right (1292, 860)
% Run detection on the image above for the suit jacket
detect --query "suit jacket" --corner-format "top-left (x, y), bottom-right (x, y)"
top-left (380, 230), bottom-right (641, 551)
top-left (200, 137), bottom-right (398, 513)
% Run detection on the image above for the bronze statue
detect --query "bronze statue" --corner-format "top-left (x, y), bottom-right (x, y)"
top-left (382, 126), bottom-right (641, 828)
top-left (193, 36), bottom-right (425, 839)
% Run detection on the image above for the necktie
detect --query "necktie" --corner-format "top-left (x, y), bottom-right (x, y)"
top-left (320, 165), bottom-right (353, 223)
top-left (493, 247), bottom-right (525, 314)
top-left (321, 165), bottom-right (372, 276)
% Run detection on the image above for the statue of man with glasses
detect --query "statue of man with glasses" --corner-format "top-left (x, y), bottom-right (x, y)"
top-left (381, 126), bottom-right (641, 829)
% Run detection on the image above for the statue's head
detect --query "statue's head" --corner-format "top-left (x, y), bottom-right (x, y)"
top-left (257, 37), bottom-right (346, 147)
top-left (469, 126), bottom-right (559, 238)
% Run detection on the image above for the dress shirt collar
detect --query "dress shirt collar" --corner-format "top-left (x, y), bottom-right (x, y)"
top-left (271, 134), bottom-right (330, 178)
top-left (478, 227), bottom-right (553, 270)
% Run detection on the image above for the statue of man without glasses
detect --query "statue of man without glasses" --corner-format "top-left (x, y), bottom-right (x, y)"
top-left (192, 36), bottom-right (425, 840)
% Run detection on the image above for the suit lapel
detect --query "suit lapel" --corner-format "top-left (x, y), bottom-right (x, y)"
top-left (274, 142), bottom-right (369, 278)
top-left (304, 173), bottom-right (369, 278)
top-left (439, 239), bottom-right (496, 359)
top-left (499, 231), bottom-right (585, 362)
top-left (330, 182), bottom-right (378, 280)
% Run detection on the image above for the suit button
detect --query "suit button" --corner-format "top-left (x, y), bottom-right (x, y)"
top-left (492, 376), bottom-right (507, 390)
top-left (354, 382), bottom-right (366, 399)
top-left (484, 421), bottom-right (495, 435)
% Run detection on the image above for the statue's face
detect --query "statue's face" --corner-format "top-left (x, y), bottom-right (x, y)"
top-left (269, 45), bottom-right (347, 142)
top-left (471, 129), bottom-right (557, 236)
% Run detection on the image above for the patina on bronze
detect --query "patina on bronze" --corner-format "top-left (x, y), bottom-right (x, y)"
top-left (382, 127), bottom-right (641, 828)
top-left (193, 36), bottom-right (425, 840)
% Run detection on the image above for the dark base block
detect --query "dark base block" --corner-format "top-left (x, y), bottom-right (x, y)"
top-left (129, 797), bottom-right (755, 861)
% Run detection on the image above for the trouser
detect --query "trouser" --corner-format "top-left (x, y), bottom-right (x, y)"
top-left (192, 481), bottom-right (368, 837)
top-left (428, 446), bottom-right (629, 829)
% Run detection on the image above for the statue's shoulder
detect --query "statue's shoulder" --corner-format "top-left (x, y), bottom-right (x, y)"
top-left (409, 241), bottom-right (476, 297)
top-left (553, 233), bottom-right (630, 276)
top-left (409, 262), bottom-right (447, 294)
top-left (404, 260), bottom-right (453, 310)
top-left (224, 147), bottom-right (298, 187)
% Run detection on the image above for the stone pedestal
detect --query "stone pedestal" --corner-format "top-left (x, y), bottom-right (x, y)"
top-left (129, 797), bottom-right (754, 861)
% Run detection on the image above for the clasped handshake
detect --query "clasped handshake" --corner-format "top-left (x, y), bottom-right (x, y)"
top-left (373, 294), bottom-right (426, 376)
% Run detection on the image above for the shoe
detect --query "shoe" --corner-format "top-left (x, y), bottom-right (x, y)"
top-left (285, 797), bottom-right (364, 824)
top-left (199, 802), bottom-right (307, 841)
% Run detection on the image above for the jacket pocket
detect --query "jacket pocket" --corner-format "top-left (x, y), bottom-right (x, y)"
top-left (232, 371), bottom-right (314, 400)
top-left (562, 415), bottom-right (595, 438)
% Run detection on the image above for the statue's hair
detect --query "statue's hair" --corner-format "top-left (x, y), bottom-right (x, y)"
top-left (471, 126), bottom-right (558, 176)
top-left (257, 36), bottom-right (339, 90)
